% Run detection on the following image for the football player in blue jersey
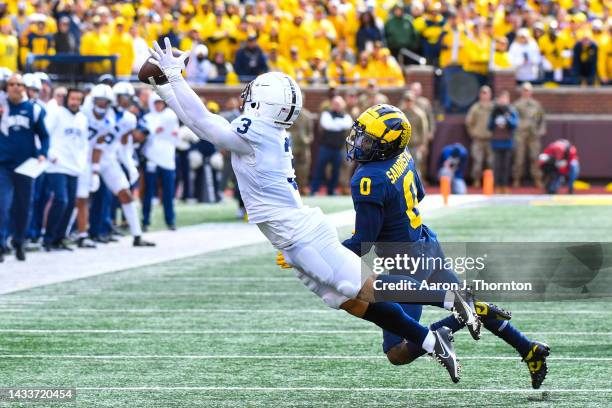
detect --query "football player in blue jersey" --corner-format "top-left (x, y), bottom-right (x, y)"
top-left (342, 104), bottom-right (550, 389)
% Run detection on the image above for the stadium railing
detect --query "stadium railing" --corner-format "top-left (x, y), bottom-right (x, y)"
top-left (24, 54), bottom-right (118, 82)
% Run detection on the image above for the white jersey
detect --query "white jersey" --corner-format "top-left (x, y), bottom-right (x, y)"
top-left (229, 115), bottom-right (302, 222)
top-left (45, 106), bottom-right (89, 176)
top-left (143, 108), bottom-right (179, 170)
top-left (84, 107), bottom-right (118, 167)
top-left (114, 108), bottom-right (137, 139)
top-left (228, 114), bottom-right (327, 249)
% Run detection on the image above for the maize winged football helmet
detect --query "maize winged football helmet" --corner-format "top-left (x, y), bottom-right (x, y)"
top-left (346, 104), bottom-right (412, 162)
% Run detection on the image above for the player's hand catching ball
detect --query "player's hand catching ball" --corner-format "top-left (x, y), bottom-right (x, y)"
top-left (148, 37), bottom-right (190, 83)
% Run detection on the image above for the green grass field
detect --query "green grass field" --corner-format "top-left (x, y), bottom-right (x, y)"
top-left (148, 196), bottom-right (355, 230)
top-left (1, 200), bottom-right (612, 407)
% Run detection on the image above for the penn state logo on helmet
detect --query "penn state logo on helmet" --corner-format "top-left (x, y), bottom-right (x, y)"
top-left (346, 104), bottom-right (412, 162)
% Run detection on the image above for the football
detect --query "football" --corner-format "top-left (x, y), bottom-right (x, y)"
top-left (138, 50), bottom-right (189, 85)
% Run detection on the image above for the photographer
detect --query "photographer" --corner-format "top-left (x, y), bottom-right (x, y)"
top-left (538, 139), bottom-right (579, 194)
top-left (437, 143), bottom-right (468, 194)
top-left (488, 91), bottom-right (518, 193)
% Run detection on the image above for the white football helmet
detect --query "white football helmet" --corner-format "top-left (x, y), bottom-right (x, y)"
top-left (34, 72), bottom-right (51, 84)
top-left (90, 84), bottom-right (115, 114)
top-left (240, 72), bottom-right (302, 128)
top-left (0, 67), bottom-right (13, 82)
top-left (23, 73), bottom-right (42, 91)
top-left (90, 83), bottom-right (115, 102)
top-left (112, 81), bottom-right (135, 97)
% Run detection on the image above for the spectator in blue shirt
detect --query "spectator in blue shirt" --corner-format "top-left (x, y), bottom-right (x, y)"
top-left (488, 91), bottom-right (518, 193)
top-left (234, 35), bottom-right (269, 81)
top-left (0, 74), bottom-right (49, 262)
top-left (356, 11), bottom-right (383, 52)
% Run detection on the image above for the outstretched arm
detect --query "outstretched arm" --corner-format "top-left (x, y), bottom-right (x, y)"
top-left (149, 39), bottom-right (252, 156)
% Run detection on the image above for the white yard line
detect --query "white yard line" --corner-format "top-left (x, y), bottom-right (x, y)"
top-left (73, 386), bottom-right (612, 393)
top-left (0, 308), bottom-right (610, 316)
top-left (0, 195), bottom-right (485, 295)
top-left (0, 354), bottom-right (608, 362)
top-left (0, 329), bottom-right (608, 336)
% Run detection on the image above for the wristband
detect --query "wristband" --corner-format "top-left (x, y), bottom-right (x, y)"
top-left (92, 163), bottom-right (101, 173)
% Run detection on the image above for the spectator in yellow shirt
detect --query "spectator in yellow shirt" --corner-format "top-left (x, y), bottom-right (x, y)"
top-left (109, 18), bottom-right (134, 78)
top-left (288, 46), bottom-right (311, 85)
top-left (538, 21), bottom-right (572, 82)
top-left (258, 22), bottom-right (281, 55)
top-left (493, 7), bottom-right (514, 39)
top-left (267, 45), bottom-right (293, 75)
top-left (179, 24), bottom-right (203, 53)
top-left (310, 7), bottom-right (337, 61)
top-left (493, 37), bottom-right (512, 69)
top-left (328, 2), bottom-right (347, 47)
top-left (353, 51), bottom-right (375, 87)
top-left (308, 49), bottom-right (327, 85)
top-left (438, 11), bottom-right (466, 68)
top-left (0, 20), bottom-right (19, 72)
top-left (80, 16), bottom-right (110, 74)
top-left (371, 47), bottom-right (405, 87)
top-left (326, 53), bottom-right (354, 85)
top-left (597, 23), bottom-right (612, 84)
top-left (280, 13), bottom-right (313, 59)
top-left (462, 19), bottom-right (491, 77)
top-left (203, 5), bottom-right (237, 62)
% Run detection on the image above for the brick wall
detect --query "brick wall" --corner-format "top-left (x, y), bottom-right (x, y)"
top-left (184, 72), bottom-right (612, 114)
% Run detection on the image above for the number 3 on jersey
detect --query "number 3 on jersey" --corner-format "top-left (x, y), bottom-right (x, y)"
top-left (237, 118), bottom-right (252, 134)
top-left (403, 170), bottom-right (422, 228)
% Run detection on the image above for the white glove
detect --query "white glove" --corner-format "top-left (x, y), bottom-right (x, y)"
top-left (128, 166), bottom-right (140, 185)
top-left (149, 37), bottom-right (190, 83)
top-left (90, 173), bottom-right (100, 193)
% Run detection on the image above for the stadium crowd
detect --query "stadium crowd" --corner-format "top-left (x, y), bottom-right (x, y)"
top-left (0, 0), bottom-right (610, 86)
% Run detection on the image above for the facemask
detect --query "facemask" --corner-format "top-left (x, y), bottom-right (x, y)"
top-left (94, 106), bottom-right (107, 115)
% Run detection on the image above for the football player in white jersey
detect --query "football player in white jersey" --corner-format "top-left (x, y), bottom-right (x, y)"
top-left (83, 84), bottom-right (154, 247)
top-left (112, 82), bottom-right (140, 187)
top-left (43, 88), bottom-right (89, 251)
top-left (149, 38), bottom-right (479, 382)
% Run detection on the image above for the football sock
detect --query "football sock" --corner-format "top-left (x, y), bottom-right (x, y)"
top-left (362, 302), bottom-right (430, 350)
top-left (482, 318), bottom-right (532, 357)
top-left (374, 274), bottom-right (452, 309)
top-left (421, 331), bottom-right (436, 353)
top-left (430, 314), bottom-right (463, 332)
top-left (122, 202), bottom-right (143, 237)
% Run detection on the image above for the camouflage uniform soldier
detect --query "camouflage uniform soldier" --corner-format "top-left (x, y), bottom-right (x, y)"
top-left (512, 82), bottom-right (546, 188)
top-left (290, 106), bottom-right (315, 193)
top-left (400, 91), bottom-right (429, 179)
top-left (410, 82), bottom-right (436, 143)
top-left (465, 85), bottom-right (494, 187)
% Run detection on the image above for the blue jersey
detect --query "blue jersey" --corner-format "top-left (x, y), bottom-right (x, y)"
top-left (0, 100), bottom-right (49, 169)
top-left (437, 143), bottom-right (468, 179)
top-left (343, 150), bottom-right (429, 256)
